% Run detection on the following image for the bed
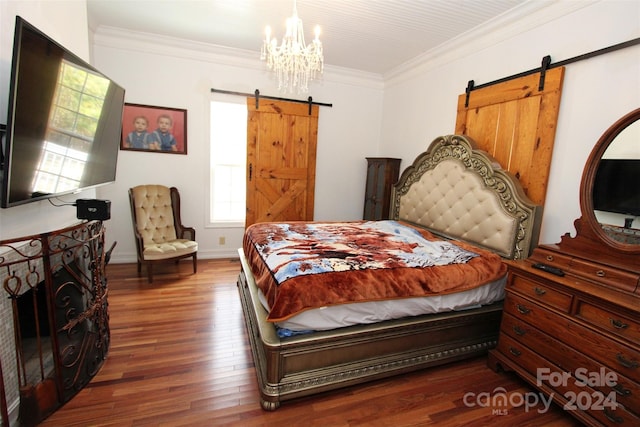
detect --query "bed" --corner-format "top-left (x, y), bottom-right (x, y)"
top-left (237, 134), bottom-right (542, 410)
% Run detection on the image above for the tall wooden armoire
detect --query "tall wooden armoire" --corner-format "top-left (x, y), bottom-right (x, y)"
top-left (363, 157), bottom-right (401, 220)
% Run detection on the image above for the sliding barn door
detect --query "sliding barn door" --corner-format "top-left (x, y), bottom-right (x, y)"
top-left (455, 67), bottom-right (565, 206)
top-left (245, 99), bottom-right (319, 228)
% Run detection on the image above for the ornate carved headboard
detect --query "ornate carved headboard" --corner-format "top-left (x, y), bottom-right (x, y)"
top-left (391, 134), bottom-right (542, 260)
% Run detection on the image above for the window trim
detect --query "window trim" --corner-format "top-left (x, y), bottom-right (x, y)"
top-left (206, 97), bottom-right (247, 229)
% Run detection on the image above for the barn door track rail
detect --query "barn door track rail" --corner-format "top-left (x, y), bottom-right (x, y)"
top-left (211, 88), bottom-right (332, 115)
top-left (464, 37), bottom-right (640, 107)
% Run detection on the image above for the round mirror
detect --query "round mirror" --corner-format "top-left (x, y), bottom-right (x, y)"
top-left (581, 108), bottom-right (640, 251)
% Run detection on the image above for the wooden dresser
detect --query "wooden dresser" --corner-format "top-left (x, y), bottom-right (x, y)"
top-left (489, 108), bottom-right (640, 426)
top-left (489, 247), bottom-right (640, 426)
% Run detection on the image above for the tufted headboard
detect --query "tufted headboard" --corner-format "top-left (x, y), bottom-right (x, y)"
top-left (390, 134), bottom-right (542, 260)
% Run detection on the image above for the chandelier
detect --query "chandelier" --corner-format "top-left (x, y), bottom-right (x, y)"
top-left (260, 0), bottom-right (323, 94)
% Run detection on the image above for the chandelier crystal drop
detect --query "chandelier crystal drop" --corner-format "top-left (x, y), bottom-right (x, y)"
top-left (260, 0), bottom-right (323, 94)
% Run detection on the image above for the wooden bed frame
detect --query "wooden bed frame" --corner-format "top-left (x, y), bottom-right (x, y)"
top-left (237, 134), bottom-right (542, 410)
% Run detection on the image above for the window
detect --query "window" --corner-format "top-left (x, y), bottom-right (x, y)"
top-left (209, 100), bottom-right (247, 226)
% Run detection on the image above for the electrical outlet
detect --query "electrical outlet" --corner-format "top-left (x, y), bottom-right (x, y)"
top-left (219, 236), bottom-right (226, 245)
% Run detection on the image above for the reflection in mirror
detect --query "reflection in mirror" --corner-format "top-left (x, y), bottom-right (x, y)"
top-left (593, 119), bottom-right (640, 244)
top-left (31, 60), bottom-right (110, 197)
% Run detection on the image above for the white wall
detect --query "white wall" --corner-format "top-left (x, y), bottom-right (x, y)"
top-left (0, 1), bottom-right (95, 421)
top-left (380, 0), bottom-right (640, 245)
top-left (91, 30), bottom-right (384, 262)
top-left (0, 1), bottom-right (100, 241)
top-left (2, 0), bottom-right (639, 262)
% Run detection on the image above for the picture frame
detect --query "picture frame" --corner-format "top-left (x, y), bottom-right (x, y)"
top-left (121, 103), bottom-right (187, 154)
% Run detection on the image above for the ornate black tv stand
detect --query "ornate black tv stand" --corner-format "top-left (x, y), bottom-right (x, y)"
top-left (0, 221), bottom-right (114, 426)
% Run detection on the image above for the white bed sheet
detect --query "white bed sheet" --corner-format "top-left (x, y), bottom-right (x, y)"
top-left (258, 275), bottom-right (506, 332)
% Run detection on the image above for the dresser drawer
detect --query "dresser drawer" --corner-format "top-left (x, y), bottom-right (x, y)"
top-left (529, 248), bottom-right (573, 270)
top-left (570, 258), bottom-right (639, 293)
top-left (501, 312), bottom-right (640, 416)
top-left (576, 299), bottom-right (640, 345)
top-left (508, 274), bottom-right (573, 313)
top-left (496, 333), bottom-right (640, 426)
top-left (504, 293), bottom-right (640, 384)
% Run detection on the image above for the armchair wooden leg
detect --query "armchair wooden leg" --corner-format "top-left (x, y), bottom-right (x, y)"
top-left (147, 264), bottom-right (153, 283)
top-left (192, 254), bottom-right (197, 274)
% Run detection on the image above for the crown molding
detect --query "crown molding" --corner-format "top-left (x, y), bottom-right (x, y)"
top-left (91, 1), bottom-right (594, 93)
top-left (93, 26), bottom-right (263, 68)
top-left (92, 26), bottom-right (384, 91)
top-left (383, 0), bottom-right (596, 87)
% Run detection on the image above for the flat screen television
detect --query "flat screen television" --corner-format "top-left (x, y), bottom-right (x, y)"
top-left (592, 159), bottom-right (640, 217)
top-left (1, 16), bottom-right (125, 208)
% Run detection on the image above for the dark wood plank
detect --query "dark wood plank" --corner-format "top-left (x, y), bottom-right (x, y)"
top-left (39, 259), bottom-right (583, 426)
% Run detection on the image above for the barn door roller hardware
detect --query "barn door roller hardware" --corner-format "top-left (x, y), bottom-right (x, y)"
top-left (211, 88), bottom-right (332, 115)
top-left (538, 55), bottom-right (552, 91)
top-left (464, 37), bottom-right (640, 106)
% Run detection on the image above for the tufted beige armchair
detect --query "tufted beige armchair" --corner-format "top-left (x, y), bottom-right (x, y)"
top-left (128, 185), bottom-right (198, 283)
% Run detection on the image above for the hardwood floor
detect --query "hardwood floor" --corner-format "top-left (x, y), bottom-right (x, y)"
top-left (40, 259), bottom-right (583, 427)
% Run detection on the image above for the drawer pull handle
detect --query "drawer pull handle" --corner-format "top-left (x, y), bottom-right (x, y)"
top-left (610, 318), bottom-right (629, 330)
top-left (533, 287), bottom-right (546, 296)
top-left (516, 304), bottom-right (531, 315)
top-left (509, 347), bottom-right (522, 357)
top-left (612, 383), bottom-right (631, 397)
top-left (604, 408), bottom-right (623, 424)
top-left (616, 353), bottom-right (639, 369)
top-left (546, 255), bottom-right (554, 261)
top-left (512, 325), bottom-right (526, 336)
top-left (596, 270), bottom-right (605, 277)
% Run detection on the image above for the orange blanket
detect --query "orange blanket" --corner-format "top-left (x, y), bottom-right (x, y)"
top-left (244, 220), bottom-right (506, 322)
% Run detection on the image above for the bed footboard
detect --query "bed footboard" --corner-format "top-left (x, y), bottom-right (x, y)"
top-left (237, 250), bottom-right (502, 411)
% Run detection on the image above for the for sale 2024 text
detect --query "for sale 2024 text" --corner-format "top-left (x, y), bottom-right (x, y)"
top-left (537, 367), bottom-right (619, 411)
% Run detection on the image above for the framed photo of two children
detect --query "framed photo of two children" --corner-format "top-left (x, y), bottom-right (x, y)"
top-left (121, 103), bottom-right (187, 154)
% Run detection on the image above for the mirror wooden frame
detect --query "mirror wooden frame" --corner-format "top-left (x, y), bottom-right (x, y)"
top-left (580, 107), bottom-right (640, 254)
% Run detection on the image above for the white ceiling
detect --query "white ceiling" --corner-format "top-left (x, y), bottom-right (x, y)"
top-left (86, 0), bottom-right (528, 75)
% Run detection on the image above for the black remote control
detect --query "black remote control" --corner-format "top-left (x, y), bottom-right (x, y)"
top-left (532, 263), bottom-right (565, 276)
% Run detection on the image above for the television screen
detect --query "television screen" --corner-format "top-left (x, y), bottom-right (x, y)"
top-left (1, 16), bottom-right (125, 208)
top-left (592, 159), bottom-right (640, 217)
